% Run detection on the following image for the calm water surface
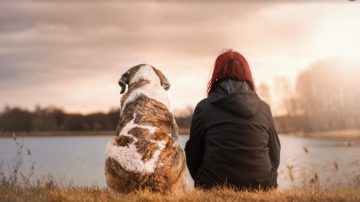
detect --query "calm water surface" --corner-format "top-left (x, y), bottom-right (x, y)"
top-left (0, 134), bottom-right (359, 189)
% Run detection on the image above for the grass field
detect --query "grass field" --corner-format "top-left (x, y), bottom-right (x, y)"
top-left (1, 165), bottom-right (359, 202)
top-left (1, 159), bottom-right (359, 202)
top-left (1, 185), bottom-right (360, 202)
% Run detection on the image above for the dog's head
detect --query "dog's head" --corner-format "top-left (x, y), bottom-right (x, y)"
top-left (118, 64), bottom-right (170, 94)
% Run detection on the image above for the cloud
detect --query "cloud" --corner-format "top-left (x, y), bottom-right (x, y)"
top-left (0, 2), bottom-right (267, 82)
top-left (0, 1), bottom-right (359, 113)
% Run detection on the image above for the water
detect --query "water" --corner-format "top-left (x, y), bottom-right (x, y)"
top-left (0, 134), bottom-right (359, 189)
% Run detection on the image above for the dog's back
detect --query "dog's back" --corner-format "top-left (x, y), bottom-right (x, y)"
top-left (105, 65), bottom-right (186, 194)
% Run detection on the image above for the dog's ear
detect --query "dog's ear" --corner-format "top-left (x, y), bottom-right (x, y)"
top-left (152, 67), bottom-right (170, 91)
top-left (118, 71), bottom-right (130, 94)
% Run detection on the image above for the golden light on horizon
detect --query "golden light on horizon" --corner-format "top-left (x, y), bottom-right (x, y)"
top-left (0, 1), bottom-right (359, 115)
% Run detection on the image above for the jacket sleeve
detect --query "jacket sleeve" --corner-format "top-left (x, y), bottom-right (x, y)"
top-left (268, 108), bottom-right (281, 171)
top-left (185, 104), bottom-right (206, 180)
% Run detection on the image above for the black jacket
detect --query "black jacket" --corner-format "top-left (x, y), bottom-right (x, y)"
top-left (185, 79), bottom-right (280, 190)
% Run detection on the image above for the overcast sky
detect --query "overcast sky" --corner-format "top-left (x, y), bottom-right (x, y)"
top-left (0, 0), bottom-right (359, 115)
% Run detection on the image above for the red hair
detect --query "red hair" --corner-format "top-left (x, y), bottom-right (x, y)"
top-left (207, 49), bottom-right (255, 95)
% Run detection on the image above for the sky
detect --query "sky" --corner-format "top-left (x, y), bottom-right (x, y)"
top-left (0, 0), bottom-right (359, 115)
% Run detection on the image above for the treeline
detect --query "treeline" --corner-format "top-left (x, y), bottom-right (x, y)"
top-left (0, 105), bottom-right (193, 132)
top-left (1, 59), bottom-right (359, 134)
top-left (274, 59), bottom-right (360, 133)
top-left (0, 106), bottom-right (119, 132)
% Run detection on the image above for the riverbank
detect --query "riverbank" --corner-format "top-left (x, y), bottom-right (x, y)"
top-left (287, 129), bottom-right (360, 140)
top-left (1, 185), bottom-right (359, 202)
top-left (0, 130), bottom-right (115, 137)
top-left (1, 129), bottom-right (360, 140)
top-left (0, 128), bottom-right (190, 137)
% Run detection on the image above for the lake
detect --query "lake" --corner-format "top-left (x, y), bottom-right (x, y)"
top-left (0, 134), bottom-right (359, 189)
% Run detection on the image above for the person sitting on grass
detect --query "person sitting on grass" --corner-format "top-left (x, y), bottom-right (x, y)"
top-left (185, 49), bottom-right (281, 190)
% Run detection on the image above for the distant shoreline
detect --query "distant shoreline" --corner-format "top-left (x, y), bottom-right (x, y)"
top-left (0, 128), bottom-right (191, 137)
top-left (1, 128), bottom-right (359, 140)
top-left (0, 130), bottom-right (115, 137)
top-left (285, 129), bottom-right (360, 140)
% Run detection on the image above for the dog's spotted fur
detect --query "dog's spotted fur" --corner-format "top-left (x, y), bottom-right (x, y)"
top-left (105, 64), bottom-right (185, 194)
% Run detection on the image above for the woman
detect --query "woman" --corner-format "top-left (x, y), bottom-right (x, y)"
top-left (185, 50), bottom-right (280, 190)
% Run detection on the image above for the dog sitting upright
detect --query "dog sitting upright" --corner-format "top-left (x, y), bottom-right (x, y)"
top-left (105, 64), bottom-right (186, 194)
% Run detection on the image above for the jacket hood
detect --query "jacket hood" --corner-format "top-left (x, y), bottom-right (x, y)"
top-left (208, 79), bottom-right (261, 117)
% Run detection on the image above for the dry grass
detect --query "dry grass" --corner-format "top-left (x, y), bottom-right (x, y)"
top-left (0, 185), bottom-right (359, 202)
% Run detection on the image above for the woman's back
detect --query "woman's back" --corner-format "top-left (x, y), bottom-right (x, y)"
top-left (185, 50), bottom-right (280, 190)
top-left (187, 79), bottom-right (279, 189)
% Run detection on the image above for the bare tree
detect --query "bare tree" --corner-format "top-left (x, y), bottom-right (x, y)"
top-left (274, 77), bottom-right (298, 116)
top-left (258, 82), bottom-right (271, 105)
top-left (295, 59), bottom-right (360, 131)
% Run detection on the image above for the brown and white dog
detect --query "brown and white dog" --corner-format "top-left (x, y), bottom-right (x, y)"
top-left (105, 64), bottom-right (186, 194)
